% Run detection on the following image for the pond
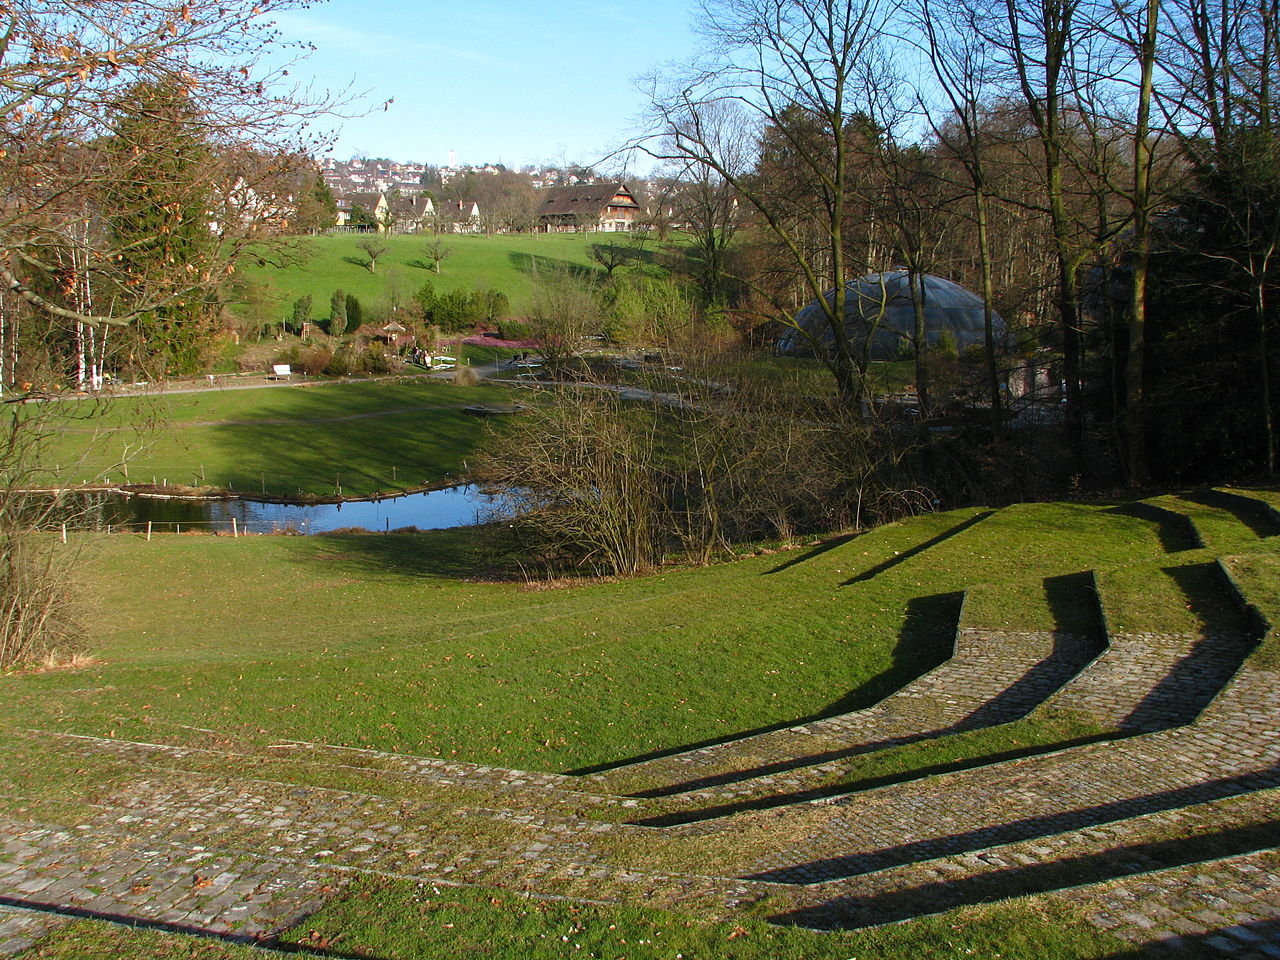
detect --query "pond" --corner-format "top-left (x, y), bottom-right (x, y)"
top-left (63, 485), bottom-right (515, 535)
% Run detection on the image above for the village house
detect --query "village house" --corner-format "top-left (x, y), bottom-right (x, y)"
top-left (537, 182), bottom-right (642, 233)
top-left (333, 191), bottom-right (484, 234)
top-left (335, 191), bottom-right (388, 231)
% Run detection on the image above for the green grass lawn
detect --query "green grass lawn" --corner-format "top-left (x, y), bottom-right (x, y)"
top-left (234, 232), bottom-right (656, 320)
top-left (0, 500), bottom-right (1192, 778)
top-left (36, 378), bottom-right (514, 497)
top-left (4, 492), bottom-right (1278, 960)
top-left (19, 881), bottom-right (1128, 960)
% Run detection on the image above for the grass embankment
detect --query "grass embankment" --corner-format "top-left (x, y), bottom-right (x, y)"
top-left (5, 492), bottom-right (1279, 959)
top-left (36, 378), bottom-right (515, 497)
top-left (1, 501), bottom-right (1184, 779)
top-left (235, 232), bottom-right (656, 318)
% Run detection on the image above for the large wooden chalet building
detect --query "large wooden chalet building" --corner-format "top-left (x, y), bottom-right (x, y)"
top-left (537, 182), bottom-right (642, 233)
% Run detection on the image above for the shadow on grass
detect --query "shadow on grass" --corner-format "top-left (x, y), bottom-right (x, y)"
top-left (625, 580), bottom-right (1110, 817)
top-left (565, 592), bottom-right (962, 777)
top-left (342, 256), bottom-right (373, 272)
top-left (750, 761), bottom-right (1280, 887)
top-left (626, 732), bottom-right (1121, 827)
top-left (1093, 920), bottom-right (1280, 958)
top-left (769, 789), bottom-right (1280, 928)
top-left (1105, 501), bottom-right (1202, 552)
top-left (1120, 563), bottom-right (1259, 731)
top-left (296, 528), bottom-right (507, 582)
top-left (957, 573), bottom-right (1106, 730)
top-left (765, 532), bottom-right (861, 574)
top-left (840, 511), bottom-right (995, 586)
top-left (0, 895), bottom-right (374, 959)
top-left (192, 401), bottom-right (491, 500)
top-left (1181, 488), bottom-right (1280, 538)
top-left (507, 251), bottom-right (601, 284)
top-left (1045, 570), bottom-right (1106, 636)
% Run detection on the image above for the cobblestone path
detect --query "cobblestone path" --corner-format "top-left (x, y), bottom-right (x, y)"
top-left (0, 906), bottom-right (69, 957)
top-left (727, 664), bottom-right (1280, 881)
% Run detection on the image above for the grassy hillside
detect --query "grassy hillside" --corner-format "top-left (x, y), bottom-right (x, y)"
top-left (234, 232), bottom-right (656, 320)
top-left (3, 491), bottom-right (1279, 959)
top-left (2, 499), bottom-right (1195, 770)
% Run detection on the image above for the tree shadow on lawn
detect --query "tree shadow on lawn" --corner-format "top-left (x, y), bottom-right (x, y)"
top-left (191, 405), bottom-right (485, 499)
top-left (1181, 488), bottom-right (1280, 538)
top-left (293, 527), bottom-right (506, 582)
top-left (507, 251), bottom-right (601, 284)
top-left (567, 591), bottom-right (962, 776)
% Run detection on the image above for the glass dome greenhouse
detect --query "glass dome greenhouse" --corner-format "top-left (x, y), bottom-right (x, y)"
top-left (777, 271), bottom-right (1002, 360)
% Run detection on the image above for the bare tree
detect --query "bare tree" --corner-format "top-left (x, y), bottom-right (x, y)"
top-left (425, 236), bottom-right (453, 274)
top-left (0, 1), bottom-right (342, 338)
top-left (915, 0), bottom-right (1008, 433)
top-left (588, 240), bottom-right (634, 276)
top-left (0, 0), bottom-right (345, 666)
top-left (525, 266), bottom-right (601, 369)
top-left (357, 238), bottom-right (388, 273)
top-left (640, 0), bottom-right (897, 405)
top-left (1158, 0), bottom-right (1280, 475)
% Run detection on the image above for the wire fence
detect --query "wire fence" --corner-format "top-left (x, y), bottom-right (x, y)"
top-left (54, 515), bottom-right (415, 539)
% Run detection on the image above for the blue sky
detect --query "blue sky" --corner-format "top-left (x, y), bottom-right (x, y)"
top-left (271, 1), bottom-right (700, 169)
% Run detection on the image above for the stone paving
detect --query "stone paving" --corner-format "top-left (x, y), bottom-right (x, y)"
top-left (0, 495), bottom-right (1277, 956)
top-left (0, 906), bottom-right (68, 957)
top-left (729, 661), bottom-right (1280, 881)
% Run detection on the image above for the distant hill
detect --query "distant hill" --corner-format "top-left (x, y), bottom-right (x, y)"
top-left (232, 232), bottom-right (658, 318)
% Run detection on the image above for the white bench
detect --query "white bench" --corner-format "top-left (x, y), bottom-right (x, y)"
top-left (269, 364), bottom-right (293, 380)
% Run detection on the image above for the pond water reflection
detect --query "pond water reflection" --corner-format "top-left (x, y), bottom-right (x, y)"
top-left (67, 485), bottom-right (512, 534)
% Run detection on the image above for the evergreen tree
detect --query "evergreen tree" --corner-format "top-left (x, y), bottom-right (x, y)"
top-left (344, 293), bottom-right (363, 333)
top-left (294, 174), bottom-right (338, 234)
top-left (105, 80), bottom-right (219, 376)
top-left (292, 295), bottom-right (312, 333)
top-left (329, 288), bottom-right (347, 335)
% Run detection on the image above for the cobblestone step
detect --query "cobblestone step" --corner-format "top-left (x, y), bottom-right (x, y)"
top-left (0, 819), bottom-right (329, 943)
top-left (770, 784), bottom-right (1280, 928)
top-left (714, 664), bottom-right (1280, 884)
top-left (617, 556), bottom-right (1260, 827)
top-left (0, 773), bottom-right (779, 935)
top-left (38, 731), bottom-right (632, 811)
top-left (622, 624), bottom-right (1257, 828)
top-left (1057, 843), bottom-right (1280, 957)
top-left (0, 905), bottom-right (70, 957)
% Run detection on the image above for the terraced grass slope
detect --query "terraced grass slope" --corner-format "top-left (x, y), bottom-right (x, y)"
top-left (1, 488), bottom-right (1279, 958)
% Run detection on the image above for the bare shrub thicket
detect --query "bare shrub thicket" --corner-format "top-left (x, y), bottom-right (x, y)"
top-left (477, 351), bottom-right (928, 577)
top-left (0, 407), bottom-right (90, 670)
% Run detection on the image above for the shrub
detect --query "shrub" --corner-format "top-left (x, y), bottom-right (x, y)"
top-left (451, 364), bottom-right (479, 386)
top-left (497, 321), bottom-right (533, 341)
top-left (329, 289), bottom-right (347, 335)
top-left (299, 345), bottom-right (333, 376)
top-left (935, 330), bottom-right (959, 361)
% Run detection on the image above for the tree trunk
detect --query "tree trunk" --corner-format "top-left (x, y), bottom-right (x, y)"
top-left (1125, 0), bottom-right (1159, 488)
top-left (975, 184), bottom-right (1003, 435)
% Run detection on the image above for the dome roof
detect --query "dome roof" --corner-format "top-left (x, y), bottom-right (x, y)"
top-left (778, 271), bottom-right (1001, 360)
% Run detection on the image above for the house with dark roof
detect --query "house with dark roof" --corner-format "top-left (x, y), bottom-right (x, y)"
top-left (537, 183), bottom-right (642, 233)
top-left (335, 191), bottom-right (387, 231)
